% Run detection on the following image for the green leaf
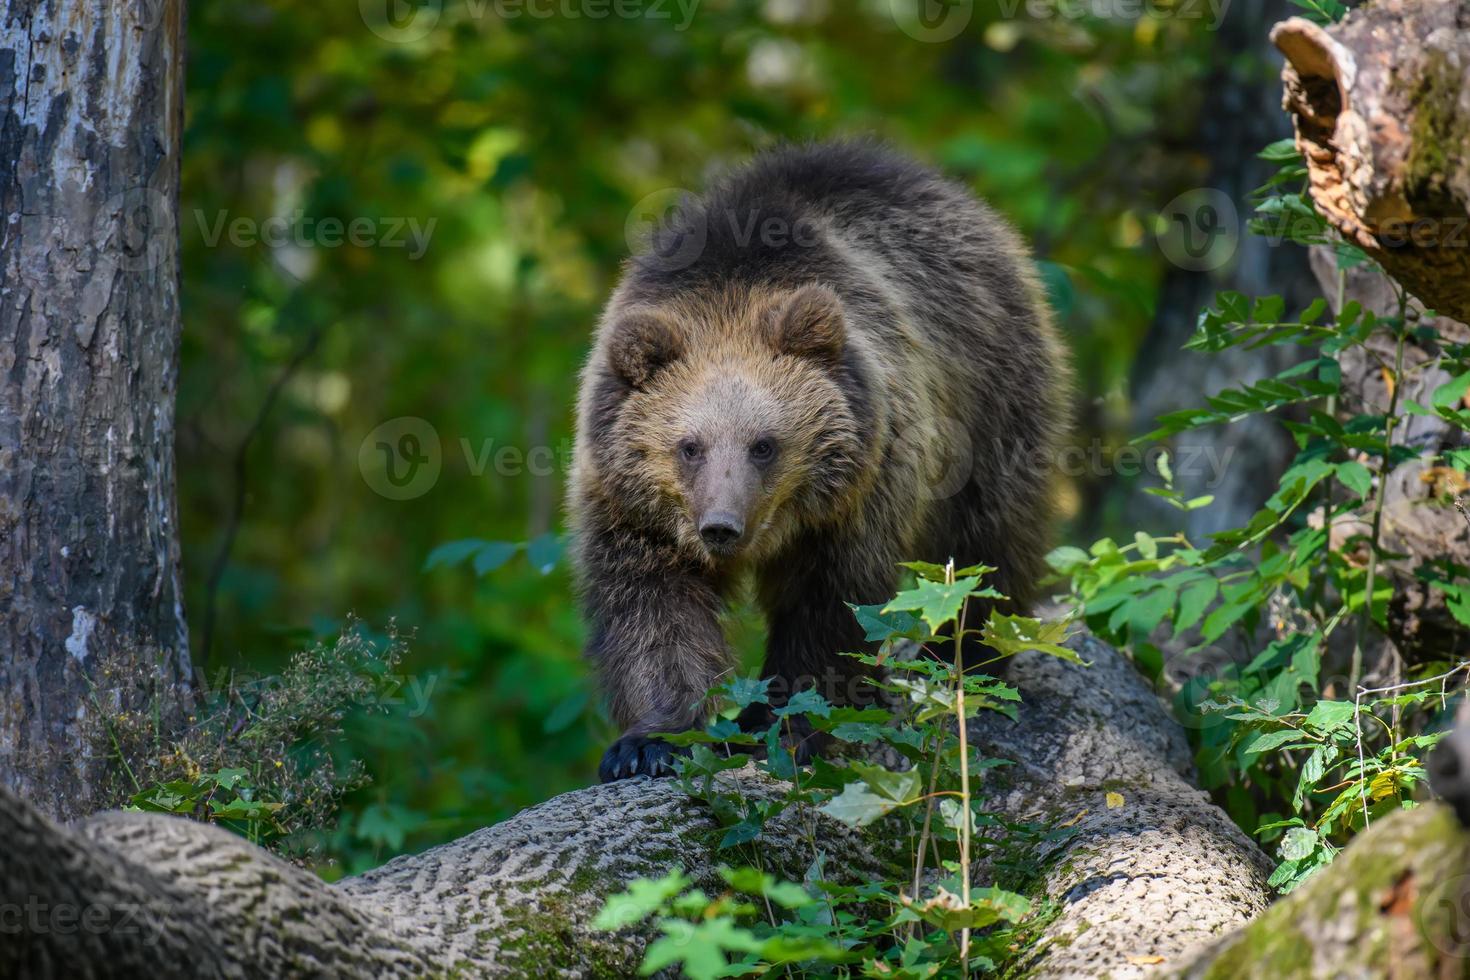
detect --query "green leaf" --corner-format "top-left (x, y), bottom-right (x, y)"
top-left (1295, 743), bottom-right (1338, 809)
top-left (884, 576), bottom-right (985, 633)
top-left (542, 689), bottom-right (588, 733)
top-left (1157, 450), bottom-right (1175, 485)
top-left (1258, 138), bottom-right (1300, 162)
top-left (724, 676), bottom-right (771, 709)
top-left (354, 803), bottom-right (423, 851)
top-left (828, 722), bottom-right (886, 743)
top-left (898, 560), bottom-right (996, 582)
top-left (721, 867), bottom-right (813, 908)
top-left (848, 602), bottom-right (925, 644)
top-left (1126, 586), bottom-right (1175, 639)
top-left (1304, 699), bottom-right (1357, 734)
top-left (774, 689), bottom-right (832, 719)
top-left (592, 871), bottom-right (691, 930)
top-left (1134, 531), bottom-right (1158, 560)
top-left (980, 613), bottom-right (1082, 663)
top-left (1046, 545), bottom-right (1092, 572)
top-left (1433, 371), bottom-right (1470, 411)
top-left (641, 918), bottom-right (762, 979)
top-left (1142, 357), bottom-right (1339, 441)
top-left (1279, 826), bottom-right (1318, 862)
top-left (719, 818), bottom-right (763, 849)
top-left (525, 532), bottom-right (562, 574)
top-left (1241, 728), bottom-right (1309, 758)
top-left (207, 767), bottom-right (250, 791)
top-left (473, 541), bottom-right (519, 575)
top-left (900, 886), bottom-right (1030, 932)
top-left (423, 538), bottom-right (488, 571)
top-left (1175, 578), bottom-right (1218, 632)
top-left (820, 782), bottom-right (899, 827)
top-left (849, 761), bottom-right (923, 803)
top-left (1336, 460), bottom-right (1373, 499)
top-left (210, 798), bottom-right (284, 820)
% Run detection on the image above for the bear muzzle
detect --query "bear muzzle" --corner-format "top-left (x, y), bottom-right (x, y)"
top-left (698, 511), bottom-right (745, 555)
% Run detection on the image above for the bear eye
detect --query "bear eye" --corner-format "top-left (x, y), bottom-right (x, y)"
top-left (749, 439), bottom-right (776, 464)
top-left (678, 440), bottom-right (703, 462)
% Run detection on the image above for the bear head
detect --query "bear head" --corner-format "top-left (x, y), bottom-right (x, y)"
top-left (596, 283), bottom-right (875, 565)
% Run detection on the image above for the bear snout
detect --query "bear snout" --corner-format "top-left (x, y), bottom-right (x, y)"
top-left (698, 511), bottom-right (745, 553)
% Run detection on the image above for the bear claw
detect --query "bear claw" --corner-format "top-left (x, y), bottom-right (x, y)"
top-left (598, 734), bottom-right (687, 783)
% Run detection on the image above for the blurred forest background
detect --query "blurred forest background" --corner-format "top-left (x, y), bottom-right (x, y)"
top-left (175, 0), bottom-right (1303, 873)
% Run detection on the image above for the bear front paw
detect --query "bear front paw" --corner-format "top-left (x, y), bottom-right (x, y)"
top-left (598, 734), bottom-right (687, 783)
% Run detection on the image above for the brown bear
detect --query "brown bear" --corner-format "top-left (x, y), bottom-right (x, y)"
top-left (569, 140), bottom-right (1069, 782)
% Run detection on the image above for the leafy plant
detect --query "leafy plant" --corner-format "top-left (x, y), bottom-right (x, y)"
top-left (1049, 138), bottom-right (1467, 892)
top-left (90, 620), bottom-right (411, 856)
top-left (596, 562), bottom-right (1079, 977)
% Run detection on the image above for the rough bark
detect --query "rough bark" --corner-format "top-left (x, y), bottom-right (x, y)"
top-left (1308, 245), bottom-right (1470, 664)
top-left (1272, 0), bottom-right (1470, 325)
top-left (0, 1), bottom-right (193, 819)
top-left (1171, 802), bottom-right (1470, 979)
top-left (0, 635), bottom-right (1274, 979)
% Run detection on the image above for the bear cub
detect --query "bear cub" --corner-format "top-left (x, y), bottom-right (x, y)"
top-left (569, 140), bottom-right (1069, 782)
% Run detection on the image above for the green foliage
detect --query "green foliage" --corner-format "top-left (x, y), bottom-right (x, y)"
top-left (174, 0), bottom-right (1250, 868)
top-left (1050, 139), bottom-right (1470, 893)
top-left (598, 564), bottom-right (1077, 977)
top-left (1289, 0), bottom-right (1352, 25)
top-left (94, 622), bottom-right (408, 854)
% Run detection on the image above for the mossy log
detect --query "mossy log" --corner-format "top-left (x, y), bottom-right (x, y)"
top-left (1172, 803), bottom-right (1470, 979)
top-left (1271, 0), bottom-right (1470, 324)
top-left (2, 635), bottom-right (1272, 979)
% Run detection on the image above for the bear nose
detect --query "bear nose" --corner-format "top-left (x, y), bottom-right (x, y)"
top-left (699, 512), bottom-right (744, 549)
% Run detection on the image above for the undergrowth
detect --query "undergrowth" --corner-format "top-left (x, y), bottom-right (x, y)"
top-left (91, 619), bottom-right (407, 857)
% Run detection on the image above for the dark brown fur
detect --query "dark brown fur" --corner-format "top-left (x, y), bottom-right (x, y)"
top-left (569, 140), bottom-right (1070, 781)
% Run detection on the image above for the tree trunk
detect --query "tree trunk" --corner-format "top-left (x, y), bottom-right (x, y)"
top-left (0, 635), bottom-right (1274, 979)
top-left (1307, 245), bottom-right (1470, 665)
top-left (1268, 0), bottom-right (1470, 664)
top-left (0, 0), bottom-right (192, 820)
top-left (1271, 0), bottom-right (1470, 325)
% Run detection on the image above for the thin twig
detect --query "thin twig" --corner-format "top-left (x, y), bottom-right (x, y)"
top-left (198, 323), bottom-right (326, 664)
top-left (1350, 291), bottom-right (1408, 691)
top-left (950, 559), bottom-right (973, 979)
top-left (1354, 662), bottom-right (1470, 828)
top-left (1453, 494), bottom-right (1470, 535)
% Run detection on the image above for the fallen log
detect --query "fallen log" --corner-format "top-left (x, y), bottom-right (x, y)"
top-left (1172, 802), bottom-right (1470, 978)
top-left (1, 634), bottom-right (1272, 978)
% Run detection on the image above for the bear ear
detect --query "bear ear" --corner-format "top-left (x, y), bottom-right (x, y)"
top-left (769, 284), bottom-right (845, 364)
top-left (608, 309), bottom-right (684, 389)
